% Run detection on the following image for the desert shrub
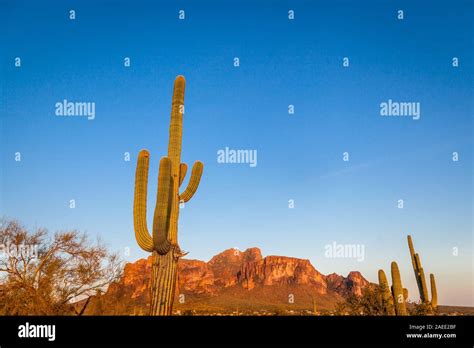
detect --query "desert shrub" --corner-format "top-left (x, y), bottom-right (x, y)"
top-left (0, 219), bottom-right (122, 315)
top-left (409, 301), bottom-right (435, 316)
top-left (335, 286), bottom-right (386, 316)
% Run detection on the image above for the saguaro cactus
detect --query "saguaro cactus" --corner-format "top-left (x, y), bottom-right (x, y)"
top-left (312, 295), bottom-right (317, 315)
top-left (407, 234), bottom-right (440, 312)
top-left (378, 269), bottom-right (395, 315)
top-left (430, 273), bottom-right (438, 309)
top-left (390, 262), bottom-right (407, 316)
top-left (407, 235), bottom-right (429, 303)
top-left (133, 76), bottom-right (203, 315)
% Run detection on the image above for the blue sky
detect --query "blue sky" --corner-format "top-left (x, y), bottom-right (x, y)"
top-left (1, 0), bottom-right (472, 306)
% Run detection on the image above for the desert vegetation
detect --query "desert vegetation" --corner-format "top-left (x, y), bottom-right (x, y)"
top-left (0, 218), bottom-right (451, 316)
top-left (0, 219), bottom-right (121, 315)
top-left (337, 235), bottom-right (439, 316)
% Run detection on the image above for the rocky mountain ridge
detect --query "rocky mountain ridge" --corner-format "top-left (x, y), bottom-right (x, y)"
top-left (89, 247), bottom-right (370, 315)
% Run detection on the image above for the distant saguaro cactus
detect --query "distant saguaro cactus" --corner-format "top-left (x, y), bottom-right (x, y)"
top-left (378, 269), bottom-right (395, 315)
top-left (430, 273), bottom-right (438, 309)
top-left (133, 75), bottom-right (203, 315)
top-left (407, 235), bottom-right (429, 303)
top-left (390, 262), bottom-right (407, 316)
top-left (312, 295), bottom-right (317, 315)
top-left (407, 235), bottom-right (438, 311)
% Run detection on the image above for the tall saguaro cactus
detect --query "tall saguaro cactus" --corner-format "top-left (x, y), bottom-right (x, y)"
top-left (133, 75), bottom-right (203, 315)
top-left (407, 235), bottom-right (429, 303)
top-left (390, 262), bottom-right (407, 316)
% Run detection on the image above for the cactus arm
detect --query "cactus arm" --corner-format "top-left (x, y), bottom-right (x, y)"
top-left (414, 252), bottom-right (421, 269)
top-left (179, 163), bottom-right (188, 187)
top-left (391, 262), bottom-right (407, 315)
top-left (407, 235), bottom-right (418, 271)
top-left (179, 161), bottom-right (203, 203)
top-left (408, 234), bottom-right (422, 295)
top-left (430, 273), bottom-right (438, 308)
top-left (378, 269), bottom-right (395, 315)
top-left (133, 150), bottom-right (154, 252)
top-left (152, 157), bottom-right (173, 255)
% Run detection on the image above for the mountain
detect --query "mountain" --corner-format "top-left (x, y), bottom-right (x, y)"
top-left (85, 247), bottom-right (370, 315)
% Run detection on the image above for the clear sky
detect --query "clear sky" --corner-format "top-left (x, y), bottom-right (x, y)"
top-left (1, 0), bottom-right (472, 306)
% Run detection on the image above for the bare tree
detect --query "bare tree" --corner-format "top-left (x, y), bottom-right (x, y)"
top-left (0, 219), bottom-right (122, 315)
